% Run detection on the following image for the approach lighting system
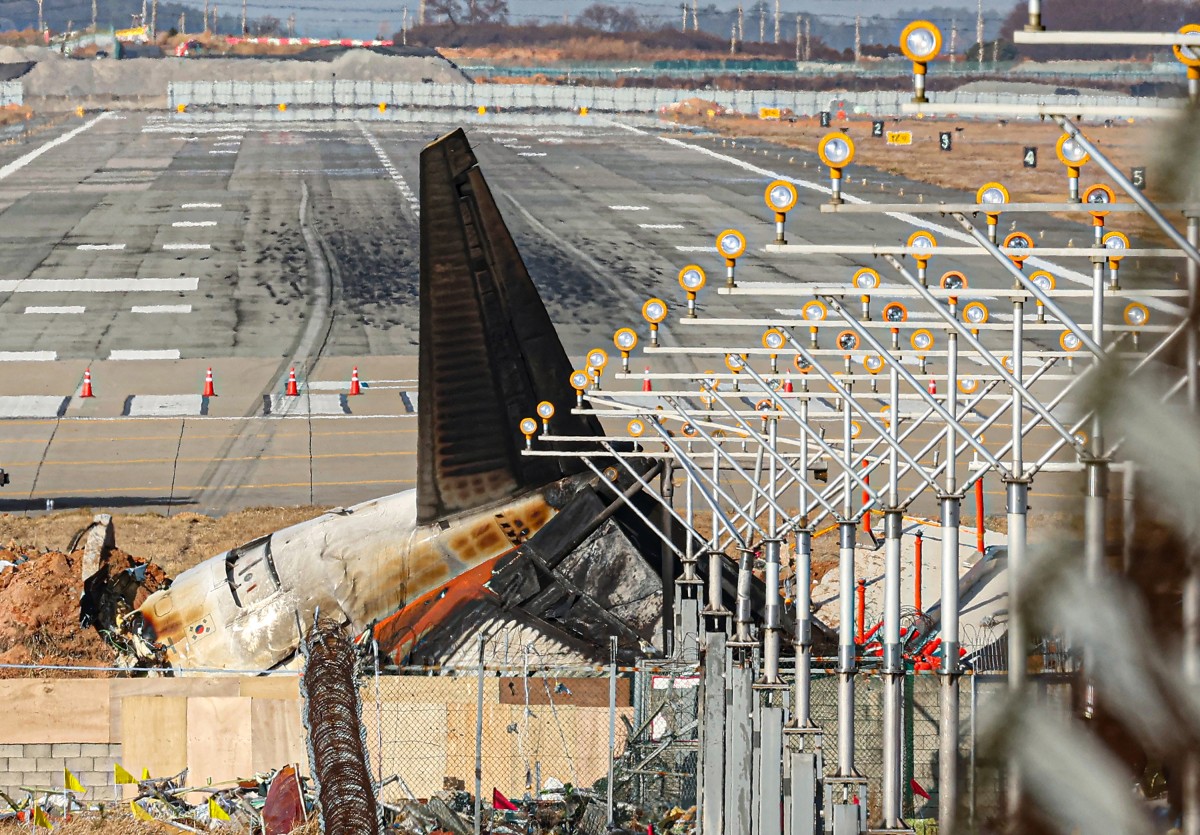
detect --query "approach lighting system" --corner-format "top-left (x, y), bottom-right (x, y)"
top-left (613, 328), bottom-right (639, 372)
top-left (536, 400), bottom-right (555, 432)
top-left (1003, 232), bottom-right (1034, 267)
top-left (716, 229), bottom-right (747, 288)
top-left (1103, 231), bottom-right (1129, 288)
top-left (976, 182), bottom-right (1009, 242)
top-left (837, 330), bottom-right (860, 353)
top-left (763, 328), bottom-right (786, 372)
top-left (1059, 330), bottom-right (1083, 352)
top-left (1084, 184), bottom-right (1115, 226)
top-left (802, 300), bottom-right (828, 345)
top-left (586, 348), bottom-right (609, 388)
top-left (818, 132), bottom-right (856, 203)
top-left (642, 298), bottom-right (668, 346)
top-left (627, 418), bottom-right (647, 438)
top-left (863, 354), bottom-right (885, 374)
top-left (958, 376), bottom-right (979, 395)
top-left (1124, 302), bottom-right (1149, 327)
top-left (899, 20), bottom-right (943, 103)
top-left (678, 265), bottom-right (707, 317)
top-left (940, 270), bottom-right (967, 307)
top-left (1175, 24), bottom-right (1200, 102)
top-left (882, 302), bottom-right (908, 330)
top-left (1056, 134), bottom-right (1091, 202)
top-left (907, 231), bottom-right (937, 282)
top-left (853, 267), bottom-right (880, 318)
top-left (911, 329), bottom-right (934, 353)
top-left (765, 180), bottom-right (798, 243)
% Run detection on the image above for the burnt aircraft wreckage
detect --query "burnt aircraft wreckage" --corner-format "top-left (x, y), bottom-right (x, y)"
top-left (122, 128), bottom-right (677, 672)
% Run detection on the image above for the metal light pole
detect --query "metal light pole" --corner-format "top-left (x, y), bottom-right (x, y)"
top-left (940, 324), bottom-right (963, 832)
top-left (880, 359), bottom-right (905, 828)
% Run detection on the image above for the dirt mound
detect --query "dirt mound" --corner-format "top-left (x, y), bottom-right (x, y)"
top-left (660, 96), bottom-right (724, 117)
top-left (0, 543), bottom-right (168, 676)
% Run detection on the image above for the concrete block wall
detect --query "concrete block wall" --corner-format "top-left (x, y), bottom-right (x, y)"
top-left (0, 742), bottom-right (123, 801)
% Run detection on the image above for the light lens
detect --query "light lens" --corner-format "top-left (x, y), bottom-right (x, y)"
top-left (909, 233), bottom-right (935, 251)
top-left (964, 302), bottom-right (988, 324)
top-left (570, 370), bottom-right (589, 390)
top-left (679, 265), bottom-right (706, 291)
top-left (823, 137), bottom-right (850, 164)
top-left (906, 28), bottom-right (935, 56)
top-left (643, 298), bottom-right (668, 323)
top-left (627, 419), bottom-right (646, 437)
top-left (716, 229), bottom-right (746, 258)
top-left (1061, 138), bottom-right (1087, 163)
top-left (1124, 303), bottom-right (1149, 326)
top-left (763, 329), bottom-right (786, 350)
top-left (958, 377), bottom-right (979, 394)
top-left (884, 303), bottom-right (907, 323)
top-left (537, 401), bottom-right (555, 419)
top-left (980, 187), bottom-right (1006, 204)
top-left (941, 272), bottom-right (966, 290)
top-left (1003, 355), bottom-right (1015, 372)
top-left (1031, 271), bottom-right (1055, 292)
top-left (768, 183), bottom-right (796, 211)
top-left (614, 328), bottom-right (637, 351)
top-left (911, 329), bottom-right (934, 351)
top-left (837, 331), bottom-right (858, 351)
top-left (587, 349), bottom-right (608, 369)
top-left (1087, 188), bottom-right (1110, 205)
top-left (726, 353), bottom-right (746, 371)
top-left (853, 268), bottom-right (880, 289)
top-left (802, 300), bottom-right (827, 321)
top-left (794, 355), bottom-right (812, 373)
top-left (721, 234), bottom-right (740, 253)
top-left (864, 355), bottom-right (884, 373)
top-left (520, 417), bottom-right (538, 435)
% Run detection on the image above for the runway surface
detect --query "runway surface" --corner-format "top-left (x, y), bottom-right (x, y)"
top-left (0, 109), bottom-right (1172, 516)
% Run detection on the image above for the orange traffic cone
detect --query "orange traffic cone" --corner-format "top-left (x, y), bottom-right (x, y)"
top-left (286, 367), bottom-right (299, 397)
top-left (203, 367), bottom-right (216, 397)
top-left (80, 368), bottom-right (94, 398)
top-left (928, 378), bottom-right (937, 396)
top-left (349, 366), bottom-right (361, 396)
top-left (783, 369), bottom-right (794, 394)
top-left (642, 367), bottom-right (652, 392)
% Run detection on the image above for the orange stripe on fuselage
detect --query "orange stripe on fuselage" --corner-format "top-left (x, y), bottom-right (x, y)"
top-left (372, 548), bottom-right (516, 661)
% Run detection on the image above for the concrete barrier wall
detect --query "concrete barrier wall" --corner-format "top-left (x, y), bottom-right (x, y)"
top-left (0, 81), bottom-right (22, 107)
top-left (0, 676), bottom-right (631, 803)
top-left (166, 80), bottom-right (1173, 117)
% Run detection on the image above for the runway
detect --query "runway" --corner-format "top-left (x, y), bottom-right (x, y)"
top-left (0, 109), bottom-right (1166, 515)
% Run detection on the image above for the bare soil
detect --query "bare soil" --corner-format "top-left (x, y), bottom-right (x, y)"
top-left (0, 506), bottom-right (327, 578)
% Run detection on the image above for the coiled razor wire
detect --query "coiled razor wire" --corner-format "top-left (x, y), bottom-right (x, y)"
top-left (300, 617), bottom-right (382, 835)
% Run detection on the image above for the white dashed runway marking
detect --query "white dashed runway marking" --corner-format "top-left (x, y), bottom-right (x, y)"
top-left (518, 152), bottom-right (547, 157)
top-left (109, 349), bottom-right (182, 360)
top-left (24, 306), bottom-right (85, 314)
top-left (182, 202), bottom-right (222, 209)
top-left (356, 122), bottom-right (420, 218)
top-left (0, 396), bottom-right (70, 418)
top-left (209, 150), bottom-right (239, 155)
top-left (172, 221), bottom-right (217, 228)
top-left (263, 393), bottom-right (350, 416)
top-left (0, 351), bottom-right (57, 361)
top-left (163, 243), bottom-right (212, 251)
top-left (77, 243), bottom-right (126, 251)
top-left (639, 223), bottom-right (684, 229)
top-left (610, 205), bottom-right (650, 211)
top-left (675, 245), bottom-right (719, 253)
top-left (123, 394), bottom-right (208, 417)
top-left (0, 278), bottom-right (199, 292)
top-left (131, 304), bottom-right (193, 313)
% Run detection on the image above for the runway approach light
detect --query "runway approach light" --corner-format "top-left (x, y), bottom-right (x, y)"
top-left (1084, 184), bottom-right (1115, 226)
top-left (569, 369), bottom-right (590, 405)
top-left (586, 348), bottom-right (609, 389)
top-left (900, 20), bottom-right (942, 103)
top-left (1003, 232), bottom-right (1034, 268)
top-left (716, 229), bottom-right (747, 288)
top-left (849, 420), bottom-right (863, 440)
top-left (817, 132), bottom-right (855, 204)
top-left (762, 328), bottom-right (787, 372)
top-left (963, 301), bottom-right (990, 332)
top-left (1056, 135), bottom-right (1091, 203)
top-left (1030, 270), bottom-right (1056, 321)
top-left (837, 330), bottom-right (860, 355)
top-left (1124, 302), bottom-right (1149, 327)
top-left (907, 231), bottom-right (937, 284)
top-left (853, 267), bottom-right (880, 319)
top-left (802, 300), bottom-right (828, 346)
top-left (536, 400), bottom-right (555, 433)
top-left (958, 376), bottom-right (979, 395)
top-left (613, 328), bottom-right (639, 372)
top-left (863, 354), bottom-right (885, 374)
top-left (940, 270), bottom-right (967, 309)
top-left (678, 265), bottom-right (707, 318)
top-left (1174, 24), bottom-right (1200, 103)
top-left (642, 298), bottom-right (668, 346)
top-left (911, 328), bottom-right (934, 371)
top-left (1060, 330), bottom-right (1083, 352)
top-left (519, 417), bottom-right (538, 448)
top-left (726, 353), bottom-right (748, 390)
top-left (764, 180), bottom-right (798, 243)
top-left (976, 182), bottom-right (1009, 243)
top-left (1103, 231), bottom-right (1129, 289)
top-left (627, 418), bottom-right (647, 438)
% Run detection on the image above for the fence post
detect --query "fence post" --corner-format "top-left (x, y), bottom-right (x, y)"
top-left (607, 635), bottom-right (618, 827)
top-left (373, 638), bottom-right (383, 786)
top-left (474, 633), bottom-right (485, 835)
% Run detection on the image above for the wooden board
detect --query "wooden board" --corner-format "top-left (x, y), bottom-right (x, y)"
top-left (497, 677), bottom-right (630, 707)
top-left (120, 695), bottom-right (188, 798)
top-left (240, 677), bottom-right (301, 700)
top-left (185, 697), bottom-right (253, 802)
top-left (109, 678), bottom-right (239, 741)
top-left (0, 679), bottom-right (111, 743)
top-left (250, 699), bottom-right (307, 776)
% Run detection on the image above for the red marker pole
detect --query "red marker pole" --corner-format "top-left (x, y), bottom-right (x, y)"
top-left (862, 461), bottom-right (872, 537)
top-left (856, 578), bottom-right (866, 644)
top-left (975, 477), bottom-right (986, 553)
top-left (914, 531), bottom-right (923, 616)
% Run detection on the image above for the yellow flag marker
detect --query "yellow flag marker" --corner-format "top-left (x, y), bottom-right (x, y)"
top-left (64, 768), bottom-right (85, 793)
top-left (141, 768), bottom-right (150, 781)
top-left (208, 797), bottom-right (231, 821)
top-left (131, 800), bottom-right (155, 820)
top-left (32, 807), bottom-right (52, 829)
top-left (114, 764), bottom-right (137, 784)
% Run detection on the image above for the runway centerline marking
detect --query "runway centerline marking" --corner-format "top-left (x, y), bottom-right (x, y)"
top-left (163, 243), bottom-right (212, 251)
top-left (181, 202), bottom-right (222, 209)
top-left (610, 205), bottom-right (650, 211)
top-left (76, 243), bottom-right (126, 251)
top-left (640, 223), bottom-right (684, 229)
top-left (109, 349), bottom-right (182, 360)
top-left (0, 351), bottom-right (56, 361)
top-left (172, 221), bottom-right (217, 228)
top-left (131, 304), bottom-right (192, 313)
top-left (24, 306), bottom-right (85, 314)
top-left (0, 112), bottom-right (113, 183)
top-left (676, 245), bottom-right (718, 253)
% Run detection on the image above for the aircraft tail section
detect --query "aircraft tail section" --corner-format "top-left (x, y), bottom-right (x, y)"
top-left (417, 129), bottom-right (603, 527)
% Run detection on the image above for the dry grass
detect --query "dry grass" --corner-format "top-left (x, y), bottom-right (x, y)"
top-left (0, 506), bottom-right (328, 577)
top-left (0, 812), bottom-right (321, 834)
